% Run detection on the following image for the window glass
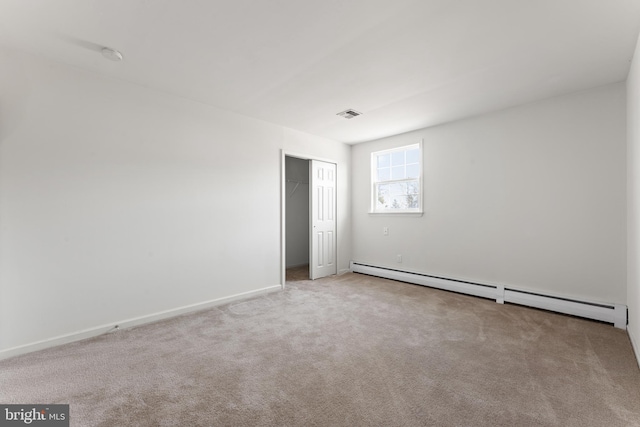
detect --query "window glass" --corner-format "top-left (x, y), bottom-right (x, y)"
top-left (406, 163), bottom-right (420, 179)
top-left (371, 143), bottom-right (422, 213)
top-left (391, 151), bottom-right (405, 166)
top-left (377, 168), bottom-right (390, 181)
top-left (391, 166), bottom-right (405, 180)
top-left (377, 153), bottom-right (390, 168)
top-left (406, 148), bottom-right (420, 164)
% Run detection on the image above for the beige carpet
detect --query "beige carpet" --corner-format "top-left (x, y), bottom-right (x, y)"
top-left (1, 272), bottom-right (640, 426)
top-left (286, 264), bottom-right (310, 281)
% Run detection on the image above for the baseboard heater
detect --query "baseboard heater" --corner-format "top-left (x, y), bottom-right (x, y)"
top-left (350, 262), bottom-right (627, 329)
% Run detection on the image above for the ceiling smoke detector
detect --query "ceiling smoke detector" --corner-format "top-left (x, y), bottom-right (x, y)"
top-left (337, 109), bottom-right (362, 119)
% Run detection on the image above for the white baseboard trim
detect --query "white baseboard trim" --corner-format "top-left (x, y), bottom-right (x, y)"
top-left (629, 326), bottom-right (640, 370)
top-left (350, 262), bottom-right (627, 329)
top-left (0, 285), bottom-right (281, 361)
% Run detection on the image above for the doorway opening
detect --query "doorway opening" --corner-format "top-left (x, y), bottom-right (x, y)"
top-left (281, 152), bottom-right (338, 287)
top-left (285, 156), bottom-right (310, 282)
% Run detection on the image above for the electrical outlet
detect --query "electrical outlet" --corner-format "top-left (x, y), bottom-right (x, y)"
top-left (383, 227), bottom-right (389, 236)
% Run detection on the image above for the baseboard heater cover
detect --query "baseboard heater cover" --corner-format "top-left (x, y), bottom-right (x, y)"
top-left (350, 262), bottom-right (627, 329)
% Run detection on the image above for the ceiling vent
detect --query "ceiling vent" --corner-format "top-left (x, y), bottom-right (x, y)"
top-left (101, 47), bottom-right (123, 62)
top-left (337, 109), bottom-right (362, 119)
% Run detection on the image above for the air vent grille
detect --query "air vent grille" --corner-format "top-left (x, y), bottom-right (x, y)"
top-left (337, 109), bottom-right (362, 119)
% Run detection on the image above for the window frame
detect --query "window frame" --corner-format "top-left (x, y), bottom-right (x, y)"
top-left (370, 141), bottom-right (423, 215)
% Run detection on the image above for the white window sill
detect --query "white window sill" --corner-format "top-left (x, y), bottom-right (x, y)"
top-left (368, 211), bottom-right (424, 217)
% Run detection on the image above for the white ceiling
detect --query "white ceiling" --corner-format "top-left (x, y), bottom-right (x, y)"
top-left (1, 0), bottom-right (639, 144)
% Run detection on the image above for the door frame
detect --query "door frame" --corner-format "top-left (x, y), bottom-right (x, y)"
top-left (280, 150), bottom-right (338, 289)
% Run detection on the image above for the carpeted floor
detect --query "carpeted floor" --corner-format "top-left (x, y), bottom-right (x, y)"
top-left (286, 264), bottom-right (310, 282)
top-left (1, 271), bottom-right (640, 426)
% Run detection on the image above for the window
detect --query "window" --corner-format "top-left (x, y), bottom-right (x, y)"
top-left (371, 143), bottom-right (422, 213)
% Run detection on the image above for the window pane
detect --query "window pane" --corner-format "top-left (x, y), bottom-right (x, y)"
top-left (389, 182), bottom-right (406, 196)
top-left (406, 164), bottom-right (420, 179)
top-left (377, 153), bottom-right (390, 168)
top-left (376, 180), bottom-right (420, 211)
top-left (407, 194), bottom-right (419, 208)
top-left (406, 148), bottom-right (420, 164)
top-left (391, 151), bottom-right (405, 167)
top-left (407, 180), bottom-right (419, 195)
top-left (391, 166), bottom-right (405, 180)
top-left (390, 196), bottom-right (408, 209)
top-left (376, 183), bottom-right (390, 209)
top-left (377, 167), bottom-right (390, 181)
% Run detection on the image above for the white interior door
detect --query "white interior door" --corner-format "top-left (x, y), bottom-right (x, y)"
top-left (310, 160), bottom-right (337, 279)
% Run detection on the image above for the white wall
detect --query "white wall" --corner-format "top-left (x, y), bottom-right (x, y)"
top-left (627, 32), bottom-right (640, 363)
top-left (285, 156), bottom-right (309, 268)
top-left (352, 83), bottom-right (626, 304)
top-left (0, 48), bottom-right (351, 353)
